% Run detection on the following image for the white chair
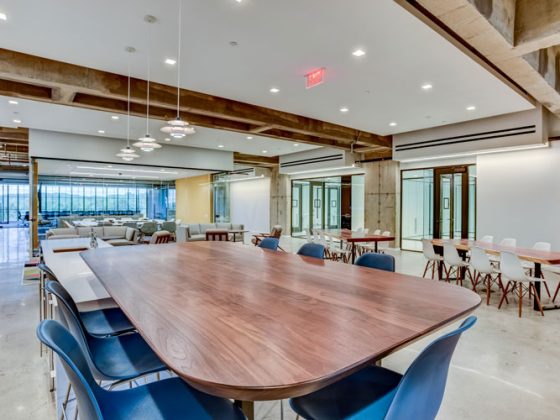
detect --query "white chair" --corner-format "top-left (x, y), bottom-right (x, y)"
top-left (499, 251), bottom-right (544, 317)
top-left (470, 247), bottom-right (507, 305)
top-left (542, 264), bottom-right (560, 303)
top-left (312, 229), bottom-right (320, 243)
top-left (317, 231), bottom-right (330, 259)
top-left (443, 243), bottom-right (473, 287)
top-left (363, 228), bottom-right (369, 234)
top-left (479, 235), bottom-right (494, 243)
top-left (421, 239), bottom-right (444, 280)
top-left (305, 229), bottom-right (313, 243)
top-left (373, 229), bottom-right (381, 235)
top-left (521, 242), bottom-right (553, 298)
top-left (377, 231), bottom-right (392, 254)
top-left (490, 237), bottom-right (517, 265)
top-left (327, 235), bottom-right (351, 263)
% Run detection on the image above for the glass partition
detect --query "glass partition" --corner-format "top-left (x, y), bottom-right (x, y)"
top-left (401, 169), bottom-right (434, 251)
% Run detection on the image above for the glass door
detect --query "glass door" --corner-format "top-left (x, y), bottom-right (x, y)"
top-left (434, 167), bottom-right (468, 239)
top-left (311, 182), bottom-right (324, 230)
top-left (325, 183), bottom-right (341, 229)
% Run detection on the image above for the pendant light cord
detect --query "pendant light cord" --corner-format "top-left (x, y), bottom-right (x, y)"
top-left (146, 22), bottom-right (151, 134)
top-left (127, 60), bottom-right (131, 147)
top-left (176, 0), bottom-right (182, 118)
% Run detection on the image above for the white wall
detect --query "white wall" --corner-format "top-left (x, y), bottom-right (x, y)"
top-left (230, 178), bottom-right (271, 233)
top-left (351, 175), bottom-right (365, 231)
top-left (477, 142), bottom-right (560, 248)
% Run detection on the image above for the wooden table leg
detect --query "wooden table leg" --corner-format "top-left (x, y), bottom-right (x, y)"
top-left (235, 400), bottom-right (254, 420)
top-left (351, 243), bottom-right (356, 264)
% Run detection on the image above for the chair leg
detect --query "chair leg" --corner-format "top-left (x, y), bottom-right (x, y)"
top-left (542, 281), bottom-right (551, 298)
top-left (553, 282), bottom-right (560, 302)
top-left (431, 261), bottom-right (436, 279)
top-left (485, 274), bottom-right (492, 305)
top-left (531, 283), bottom-right (545, 316)
top-left (518, 282), bottom-right (523, 318)
top-left (422, 260), bottom-right (430, 278)
top-left (498, 281), bottom-right (512, 309)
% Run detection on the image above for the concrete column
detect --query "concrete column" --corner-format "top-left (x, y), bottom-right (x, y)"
top-left (362, 160), bottom-right (401, 248)
top-left (269, 167), bottom-right (291, 233)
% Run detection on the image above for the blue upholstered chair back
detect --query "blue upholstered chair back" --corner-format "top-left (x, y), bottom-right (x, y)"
top-left (355, 253), bottom-right (396, 272)
top-left (297, 243), bottom-right (324, 259)
top-left (37, 320), bottom-right (104, 420)
top-left (385, 316), bottom-right (477, 420)
top-left (258, 237), bottom-right (280, 251)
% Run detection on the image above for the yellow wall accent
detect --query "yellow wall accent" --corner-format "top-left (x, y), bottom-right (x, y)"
top-left (175, 174), bottom-right (212, 223)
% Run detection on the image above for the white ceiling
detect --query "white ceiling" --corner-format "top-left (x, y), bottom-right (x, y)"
top-left (38, 159), bottom-right (208, 181)
top-left (0, 96), bottom-right (316, 156)
top-left (0, 0), bottom-right (534, 138)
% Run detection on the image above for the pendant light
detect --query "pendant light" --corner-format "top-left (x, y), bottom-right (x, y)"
top-left (160, 0), bottom-right (195, 138)
top-left (134, 15), bottom-right (162, 153)
top-left (116, 49), bottom-right (140, 162)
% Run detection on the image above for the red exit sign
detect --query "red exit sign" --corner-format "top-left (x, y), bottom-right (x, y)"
top-left (305, 68), bottom-right (326, 89)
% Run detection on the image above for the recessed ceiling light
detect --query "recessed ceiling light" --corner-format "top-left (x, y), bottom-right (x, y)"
top-left (0, 13), bottom-right (7, 21)
top-left (13, 119), bottom-right (21, 124)
top-left (421, 83), bottom-right (433, 90)
top-left (235, 0), bottom-right (243, 3)
top-left (98, 130), bottom-right (105, 134)
top-left (293, 143), bottom-right (299, 147)
top-left (164, 138), bottom-right (171, 142)
top-left (111, 115), bottom-right (120, 120)
top-left (165, 58), bottom-right (177, 65)
top-left (246, 136), bottom-right (253, 140)
top-left (8, 100), bottom-right (18, 105)
top-left (107, 165), bottom-right (112, 168)
top-left (466, 105), bottom-right (476, 111)
top-left (389, 122), bottom-right (397, 127)
top-left (262, 150), bottom-right (268, 154)
top-left (218, 145), bottom-right (224, 148)
top-left (339, 107), bottom-right (349, 113)
top-left (269, 87), bottom-right (280, 94)
top-left (352, 49), bottom-right (366, 57)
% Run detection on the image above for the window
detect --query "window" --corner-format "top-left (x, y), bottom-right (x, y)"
top-left (401, 169), bottom-right (434, 251)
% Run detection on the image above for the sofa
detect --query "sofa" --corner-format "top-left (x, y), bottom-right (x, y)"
top-left (45, 226), bottom-right (140, 246)
top-left (57, 214), bottom-right (144, 228)
top-left (176, 223), bottom-right (245, 242)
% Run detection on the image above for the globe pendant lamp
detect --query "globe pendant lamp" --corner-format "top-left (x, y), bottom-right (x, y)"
top-left (160, 0), bottom-right (195, 138)
top-left (116, 49), bottom-right (139, 162)
top-left (135, 16), bottom-right (163, 153)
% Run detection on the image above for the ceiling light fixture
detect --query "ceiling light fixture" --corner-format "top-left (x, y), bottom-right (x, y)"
top-left (161, 0), bottom-right (196, 139)
top-left (466, 105), bottom-right (476, 111)
top-left (164, 138), bottom-right (171, 141)
top-left (339, 107), bottom-right (349, 113)
top-left (293, 143), bottom-right (299, 147)
top-left (8, 100), bottom-right (18, 105)
top-left (246, 136), bottom-right (253, 140)
top-left (269, 87), bottom-right (280, 94)
top-left (116, 48), bottom-right (140, 162)
top-left (13, 119), bottom-right (21, 124)
top-left (218, 145), bottom-right (224, 148)
top-left (262, 150), bottom-right (268, 154)
top-left (0, 13), bottom-right (6, 21)
top-left (421, 83), bottom-right (433, 90)
top-left (135, 17), bottom-right (163, 153)
top-left (389, 122), bottom-right (397, 127)
top-left (164, 58), bottom-right (177, 65)
top-left (352, 49), bottom-right (366, 57)
top-left (98, 130), bottom-right (105, 134)
top-left (111, 115), bottom-right (120, 120)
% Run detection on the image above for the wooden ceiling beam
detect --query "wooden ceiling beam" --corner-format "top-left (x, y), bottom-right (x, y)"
top-left (0, 127), bottom-right (29, 142)
top-left (0, 49), bottom-right (392, 150)
top-left (0, 164), bottom-right (28, 171)
top-left (233, 152), bottom-right (279, 167)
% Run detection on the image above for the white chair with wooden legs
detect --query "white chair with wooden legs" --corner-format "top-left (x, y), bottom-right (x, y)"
top-left (499, 251), bottom-right (544, 317)
top-left (443, 243), bottom-right (473, 287)
top-left (479, 235), bottom-right (494, 243)
top-left (542, 264), bottom-right (560, 303)
top-left (521, 242), bottom-right (552, 298)
top-left (318, 232), bottom-right (331, 259)
top-left (490, 237), bottom-right (517, 266)
top-left (470, 247), bottom-right (507, 304)
top-left (421, 239), bottom-right (444, 280)
top-left (305, 229), bottom-right (313, 243)
top-left (327, 235), bottom-right (351, 263)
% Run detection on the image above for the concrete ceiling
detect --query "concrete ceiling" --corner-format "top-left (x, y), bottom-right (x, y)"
top-left (0, 0), bottom-right (534, 137)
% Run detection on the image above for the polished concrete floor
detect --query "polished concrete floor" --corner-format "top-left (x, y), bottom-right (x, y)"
top-left (0, 228), bottom-right (559, 419)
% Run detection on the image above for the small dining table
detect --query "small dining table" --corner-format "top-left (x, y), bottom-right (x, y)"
top-left (323, 229), bottom-right (395, 263)
top-left (81, 241), bottom-right (479, 419)
top-left (432, 238), bottom-right (560, 311)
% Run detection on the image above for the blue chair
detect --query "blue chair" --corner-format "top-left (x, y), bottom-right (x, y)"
top-left (290, 316), bottom-right (477, 420)
top-left (258, 237), bottom-right (280, 251)
top-left (45, 281), bottom-right (165, 383)
top-left (37, 320), bottom-right (245, 420)
top-left (46, 279), bottom-right (134, 338)
top-left (355, 253), bottom-right (396, 272)
top-left (297, 243), bottom-right (325, 259)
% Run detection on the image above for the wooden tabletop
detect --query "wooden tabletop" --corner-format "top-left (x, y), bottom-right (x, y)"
top-left (81, 242), bottom-right (480, 401)
top-left (432, 238), bottom-right (560, 265)
top-left (323, 229), bottom-right (395, 243)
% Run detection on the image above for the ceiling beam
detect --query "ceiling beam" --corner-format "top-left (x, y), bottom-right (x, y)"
top-left (0, 164), bottom-right (28, 171)
top-left (398, 0), bottom-right (560, 116)
top-left (233, 152), bottom-right (279, 167)
top-left (0, 127), bottom-right (29, 142)
top-left (0, 49), bottom-right (392, 150)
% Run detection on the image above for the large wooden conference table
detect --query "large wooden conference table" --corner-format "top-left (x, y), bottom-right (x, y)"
top-left (82, 241), bottom-right (480, 419)
top-left (432, 238), bottom-right (560, 310)
top-left (323, 229), bottom-right (396, 262)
